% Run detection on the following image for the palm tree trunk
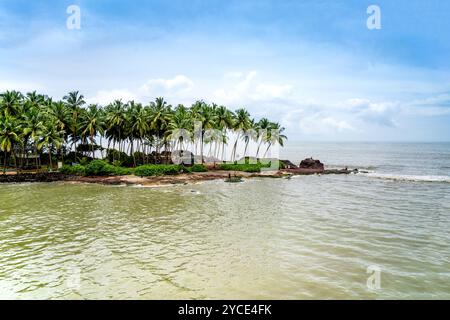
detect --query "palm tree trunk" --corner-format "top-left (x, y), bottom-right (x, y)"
top-left (13, 151), bottom-right (17, 173)
top-left (200, 133), bottom-right (204, 164)
top-left (263, 143), bottom-right (272, 158)
top-left (3, 153), bottom-right (7, 174)
top-left (48, 148), bottom-right (53, 171)
top-left (256, 139), bottom-right (263, 159)
top-left (91, 135), bottom-right (95, 159)
top-left (244, 140), bottom-right (249, 158)
top-left (231, 133), bottom-right (240, 162)
top-left (35, 146), bottom-right (39, 171)
top-left (221, 142), bottom-right (226, 162)
top-left (131, 140), bottom-right (136, 167)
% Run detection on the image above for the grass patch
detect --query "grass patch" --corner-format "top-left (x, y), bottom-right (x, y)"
top-left (134, 164), bottom-right (184, 177)
top-left (185, 164), bottom-right (208, 173)
top-left (217, 163), bottom-right (272, 173)
top-left (60, 160), bottom-right (133, 176)
top-left (59, 164), bottom-right (86, 176)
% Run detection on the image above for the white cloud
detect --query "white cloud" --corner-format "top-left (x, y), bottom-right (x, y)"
top-left (0, 80), bottom-right (44, 92)
top-left (299, 114), bottom-right (355, 135)
top-left (86, 89), bottom-right (136, 105)
top-left (139, 75), bottom-right (194, 97)
top-left (322, 117), bottom-right (355, 131)
top-left (212, 70), bottom-right (293, 104)
top-left (86, 75), bottom-right (195, 105)
top-left (344, 98), bottom-right (399, 127)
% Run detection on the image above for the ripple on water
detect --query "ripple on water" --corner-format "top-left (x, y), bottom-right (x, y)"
top-left (0, 176), bottom-right (450, 299)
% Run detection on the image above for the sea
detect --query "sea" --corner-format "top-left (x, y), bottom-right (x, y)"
top-left (0, 142), bottom-right (449, 299)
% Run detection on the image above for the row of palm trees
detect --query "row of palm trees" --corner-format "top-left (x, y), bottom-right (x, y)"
top-left (0, 90), bottom-right (287, 172)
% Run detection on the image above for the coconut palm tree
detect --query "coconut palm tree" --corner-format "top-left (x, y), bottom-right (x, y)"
top-left (0, 90), bottom-right (23, 117)
top-left (149, 97), bottom-right (172, 157)
top-left (105, 100), bottom-right (127, 157)
top-left (63, 91), bottom-right (85, 156)
top-left (81, 104), bottom-right (105, 159)
top-left (0, 115), bottom-right (22, 173)
top-left (1, 89), bottom-right (288, 169)
top-left (37, 124), bottom-right (65, 171)
top-left (231, 108), bottom-right (251, 161)
top-left (168, 104), bottom-right (192, 152)
top-left (255, 118), bottom-right (271, 159)
top-left (197, 103), bottom-right (217, 163)
top-left (215, 105), bottom-right (234, 161)
top-left (262, 122), bottom-right (287, 158)
top-left (126, 101), bottom-right (148, 166)
top-left (22, 107), bottom-right (45, 169)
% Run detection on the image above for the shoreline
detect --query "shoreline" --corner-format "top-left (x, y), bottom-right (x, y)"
top-left (0, 167), bottom-right (358, 186)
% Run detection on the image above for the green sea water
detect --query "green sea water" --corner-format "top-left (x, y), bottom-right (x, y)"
top-left (1, 143), bottom-right (449, 299)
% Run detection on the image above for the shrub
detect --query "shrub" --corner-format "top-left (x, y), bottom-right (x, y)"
top-left (134, 164), bottom-right (184, 177)
top-left (187, 164), bottom-right (208, 173)
top-left (106, 149), bottom-right (134, 167)
top-left (217, 163), bottom-right (264, 173)
top-left (79, 157), bottom-right (90, 166)
top-left (112, 160), bottom-right (122, 167)
top-left (85, 160), bottom-right (111, 176)
top-left (84, 160), bottom-right (133, 176)
top-left (59, 164), bottom-right (86, 176)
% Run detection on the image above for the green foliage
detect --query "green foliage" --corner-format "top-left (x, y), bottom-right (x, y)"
top-left (1, 89), bottom-right (288, 174)
top-left (85, 160), bottom-right (133, 176)
top-left (134, 164), bottom-right (184, 177)
top-left (106, 149), bottom-right (134, 167)
top-left (187, 164), bottom-right (208, 173)
top-left (79, 157), bottom-right (89, 166)
top-left (60, 160), bottom-right (133, 176)
top-left (217, 163), bottom-right (271, 172)
top-left (59, 164), bottom-right (86, 176)
top-left (111, 160), bottom-right (122, 167)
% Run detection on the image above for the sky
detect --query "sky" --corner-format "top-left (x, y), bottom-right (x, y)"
top-left (1, 0), bottom-right (450, 141)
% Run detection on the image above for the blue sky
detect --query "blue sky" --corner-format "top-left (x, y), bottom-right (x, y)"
top-left (1, 0), bottom-right (450, 141)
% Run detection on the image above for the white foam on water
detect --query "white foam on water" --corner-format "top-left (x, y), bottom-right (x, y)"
top-left (361, 172), bottom-right (450, 183)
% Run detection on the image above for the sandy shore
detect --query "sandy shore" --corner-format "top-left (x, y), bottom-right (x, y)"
top-left (68, 170), bottom-right (287, 187)
top-left (1, 168), bottom-right (356, 186)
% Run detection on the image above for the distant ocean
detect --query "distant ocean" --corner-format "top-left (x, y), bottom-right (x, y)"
top-left (1, 142), bottom-right (449, 299)
top-left (282, 141), bottom-right (450, 183)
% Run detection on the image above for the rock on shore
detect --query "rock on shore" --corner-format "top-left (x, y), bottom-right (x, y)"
top-left (299, 158), bottom-right (325, 171)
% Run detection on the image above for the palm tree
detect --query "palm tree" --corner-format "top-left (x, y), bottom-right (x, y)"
top-left (198, 103), bottom-right (217, 163)
top-left (0, 90), bottom-right (23, 117)
top-left (63, 91), bottom-right (85, 156)
top-left (231, 108), bottom-right (251, 161)
top-left (105, 100), bottom-right (127, 158)
top-left (0, 115), bottom-right (22, 173)
top-left (127, 101), bottom-right (148, 166)
top-left (37, 124), bottom-right (64, 171)
top-left (168, 104), bottom-right (191, 152)
top-left (255, 118), bottom-right (270, 159)
top-left (1, 89), bottom-right (288, 170)
top-left (81, 104), bottom-right (105, 159)
top-left (149, 97), bottom-right (172, 157)
top-left (215, 106), bottom-right (233, 161)
top-left (22, 107), bottom-right (45, 169)
top-left (262, 122), bottom-right (287, 158)
top-left (242, 118), bottom-right (257, 158)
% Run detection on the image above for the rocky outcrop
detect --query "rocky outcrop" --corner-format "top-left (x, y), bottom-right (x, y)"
top-left (0, 172), bottom-right (73, 183)
top-left (299, 158), bottom-right (324, 171)
top-left (279, 160), bottom-right (298, 169)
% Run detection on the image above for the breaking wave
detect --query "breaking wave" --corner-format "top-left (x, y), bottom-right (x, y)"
top-left (360, 172), bottom-right (450, 183)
